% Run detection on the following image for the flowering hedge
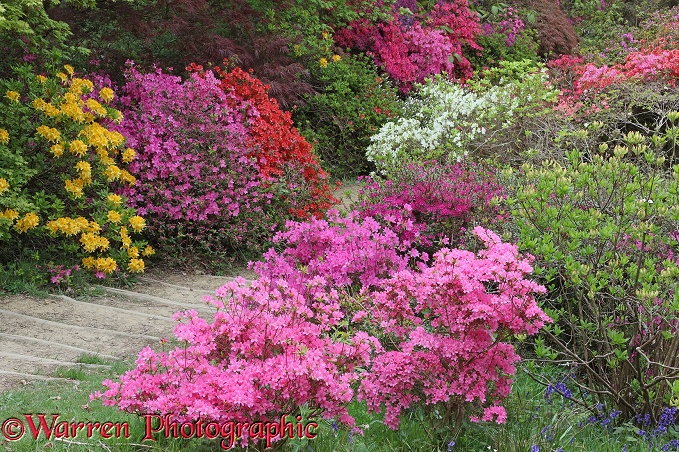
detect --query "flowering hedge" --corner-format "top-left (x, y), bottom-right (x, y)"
top-left (0, 64), bottom-right (151, 277)
top-left (114, 64), bottom-right (335, 262)
top-left (334, 0), bottom-right (481, 92)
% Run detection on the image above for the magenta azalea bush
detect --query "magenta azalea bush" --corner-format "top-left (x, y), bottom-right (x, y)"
top-left (113, 64), bottom-right (328, 262)
top-left (356, 161), bottom-right (506, 251)
top-left (334, 0), bottom-right (481, 91)
top-left (95, 210), bottom-right (549, 442)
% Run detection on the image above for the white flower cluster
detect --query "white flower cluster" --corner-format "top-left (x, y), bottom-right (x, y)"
top-left (366, 71), bottom-right (553, 175)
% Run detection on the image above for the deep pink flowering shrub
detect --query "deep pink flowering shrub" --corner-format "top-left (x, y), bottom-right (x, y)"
top-left (95, 216), bottom-right (549, 439)
top-left (356, 161), bottom-right (506, 251)
top-left (114, 65), bottom-right (319, 260)
top-left (357, 227), bottom-right (550, 430)
top-left (334, 0), bottom-right (481, 91)
top-left (251, 209), bottom-right (412, 293)
top-left (93, 276), bottom-right (381, 446)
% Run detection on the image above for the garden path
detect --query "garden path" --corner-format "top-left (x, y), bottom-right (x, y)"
top-left (0, 270), bottom-right (255, 394)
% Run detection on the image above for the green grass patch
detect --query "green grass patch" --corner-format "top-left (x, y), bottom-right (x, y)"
top-left (1, 360), bottom-right (678, 451)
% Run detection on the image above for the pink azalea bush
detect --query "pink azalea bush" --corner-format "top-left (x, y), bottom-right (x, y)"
top-left (93, 276), bottom-right (381, 444)
top-left (356, 227), bottom-right (550, 429)
top-left (356, 161), bottom-right (506, 251)
top-left (334, 0), bottom-right (481, 91)
top-left (95, 214), bottom-right (549, 441)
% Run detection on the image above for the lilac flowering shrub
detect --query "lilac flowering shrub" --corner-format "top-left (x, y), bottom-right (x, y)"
top-left (355, 161), bottom-right (506, 252)
top-left (114, 65), bottom-right (316, 264)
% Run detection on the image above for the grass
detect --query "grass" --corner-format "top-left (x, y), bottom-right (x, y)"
top-left (2, 359), bottom-right (678, 451)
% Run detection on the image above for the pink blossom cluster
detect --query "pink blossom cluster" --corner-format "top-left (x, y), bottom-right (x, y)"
top-left (356, 162), bottom-right (506, 250)
top-left (334, 0), bottom-right (481, 91)
top-left (357, 227), bottom-right (550, 429)
top-left (549, 45), bottom-right (679, 115)
top-left (251, 209), bottom-right (411, 292)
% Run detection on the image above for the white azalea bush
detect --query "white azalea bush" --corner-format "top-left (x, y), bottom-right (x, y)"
top-left (367, 62), bottom-right (559, 174)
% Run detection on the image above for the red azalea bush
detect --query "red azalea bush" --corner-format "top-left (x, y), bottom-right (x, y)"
top-left (114, 64), bottom-right (335, 264)
top-left (334, 0), bottom-right (481, 91)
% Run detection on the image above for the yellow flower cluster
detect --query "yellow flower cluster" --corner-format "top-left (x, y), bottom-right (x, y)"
top-left (46, 216), bottom-right (99, 236)
top-left (107, 193), bottom-right (122, 205)
top-left (120, 225), bottom-right (132, 249)
top-left (129, 215), bottom-right (145, 233)
top-left (75, 160), bottom-right (92, 179)
top-left (64, 178), bottom-right (85, 198)
top-left (99, 87), bottom-right (114, 103)
top-left (85, 98), bottom-right (107, 117)
top-left (0, 128), bottom-right (10, 145)
top-left (122, 148), bottom-right (136, 163)
top-left (36, 75), bottom-right (47, 83)
top-left (80, 232), bottom-right (110, 253)
top-left (69, 139), bottom-right (88, 157)
top-left (127, 258), bottom-right (145, 273)
top-left (68, 77), bottom-right (93, 95)
top-left (320, 58), bottom-right (328, 68)
top-left (0, 178), bottom-right (8, 195)
top-left (14, 212), bottom-right (39, 233)
top-left (5, 91), bottom-right (19, 102)
top-left (0, 209), bottom-right (18, 221)
top-left (82, 256), bottom-right (118, 274)
top-left (332, 54), bottom-right (341, 62)
top-left (36, 125), bottom-right (61, 143)
top-left (32, 98), bottom-right (61, 118)
top-left (50, 144), bottom-right (64, 158)
top-left (142, 245), bottom-right (155, 256)
top-left (107, 210), bottom-right (122, 223)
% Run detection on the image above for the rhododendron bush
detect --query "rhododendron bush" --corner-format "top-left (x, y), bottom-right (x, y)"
top-left (357, 227), bottom-right (551, 430)
top-left (96, 215), bottom-right (549, 442)
top-left (334, 0), bottom-right (481, 91)
top-left (114, 64), bottom-right (335, 262)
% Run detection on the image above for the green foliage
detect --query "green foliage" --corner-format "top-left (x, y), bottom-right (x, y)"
top-left (507, 129), bottom-right (679, 419)
top-left (0, 0), bottom-right (93, 77)
top-left (294, 53), bottom-right (402, 177)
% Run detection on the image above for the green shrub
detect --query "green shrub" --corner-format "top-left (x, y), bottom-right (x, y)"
top-left (507, 130), bottom-right (679, 420)
top-left (294, 53), bottom-right (402, 177)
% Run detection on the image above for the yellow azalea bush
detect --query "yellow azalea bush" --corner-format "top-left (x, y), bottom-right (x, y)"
top-left (0, 64), bottom-right (153, 278)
